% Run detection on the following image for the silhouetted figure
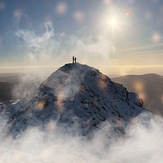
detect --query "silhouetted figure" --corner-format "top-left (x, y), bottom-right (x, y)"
top-left (75, 57), bottom-right (77, 63)
top-left (72, 56), bottom-right (75, 63)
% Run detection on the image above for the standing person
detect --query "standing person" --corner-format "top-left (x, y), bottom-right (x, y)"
top-left (73, 56), bottom-right (74, 63)
top-left (75, 57), bottom-right (77, 63)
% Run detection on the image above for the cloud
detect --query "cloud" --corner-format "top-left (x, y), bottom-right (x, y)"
top-left (16, 21), bottom-right (54, 47)
top-left (0, 112), bottom-right (162, 162)
top-left (15, 21), bottom-right (115, 67)
top-left (67, 35), bottom-right (115, 65)
top-left (15, 21), bottom-right (60, 65)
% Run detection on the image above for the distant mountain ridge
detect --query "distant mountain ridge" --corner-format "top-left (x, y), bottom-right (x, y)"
top-left (112, 73), bottom-right (163, 116)
top-left (0, 63), bottom-right (148, 136)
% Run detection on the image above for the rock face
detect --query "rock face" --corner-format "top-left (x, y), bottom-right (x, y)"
top-left (0, 63), bottom-right (147, 136)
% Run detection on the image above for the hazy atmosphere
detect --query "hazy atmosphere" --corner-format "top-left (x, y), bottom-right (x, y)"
top-left (0, 0), bottom-right (163, 163)
top-left (0, 0), bottom-right (163, 75)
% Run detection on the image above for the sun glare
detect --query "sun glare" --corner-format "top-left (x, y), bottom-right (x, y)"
top-left (109, 17), bottom-right (117, 27)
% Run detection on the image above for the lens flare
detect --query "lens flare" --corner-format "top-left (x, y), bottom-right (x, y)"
top-left (56, 91), bottom-right (65, 112)
top-left (98, 74), bottom-right (108, 88)
top-left (36, 101), bottom-right (45, 110)
top-left (133, 81), bottom-right (146, 101)
top-left (126, 11), bottom-right (130, 16)
top-left (0, 2), bottom-right (5, 10)
top-left (73, 11), bottom-right (85, 23)
top-left (55, 2), bottom-right (67, 15)
top-left (152, 32), bottom-right (161, 43)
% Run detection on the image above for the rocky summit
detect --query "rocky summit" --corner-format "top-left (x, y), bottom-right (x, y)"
top-left (0, 63), bottom-right (147, 136)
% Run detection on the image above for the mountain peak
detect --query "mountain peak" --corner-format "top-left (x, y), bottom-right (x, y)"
top-left (0, 63), bottom-right (147, 136)
top-left (57, 62), bottom-right (97, 74)
top-left (60, 62), bottom-right (88, 70)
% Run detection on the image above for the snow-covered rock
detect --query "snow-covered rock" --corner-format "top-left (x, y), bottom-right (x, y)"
top-left (0, 63), bottom-right (148, 136)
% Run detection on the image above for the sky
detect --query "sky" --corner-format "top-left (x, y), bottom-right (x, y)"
top-left (0, 0), bottom-right (163, 75)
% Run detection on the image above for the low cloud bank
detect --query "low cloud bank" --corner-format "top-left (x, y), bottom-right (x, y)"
top-left (0, 113), bottom-right (162, 163)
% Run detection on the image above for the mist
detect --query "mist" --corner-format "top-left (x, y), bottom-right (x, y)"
top-left (0, 63), bottom-right (162, 163)
top-left (12, 72), bottom-right (50, 99)
top-left (1, 13), bottom-right (162, 163)
top-left (0, 112), bottom-right (161, 163)
top-left (15, 20), bottom-right (115, 68)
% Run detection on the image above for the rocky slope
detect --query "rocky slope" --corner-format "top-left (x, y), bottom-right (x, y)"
top-left (0, 63), bottom-right (147, 136)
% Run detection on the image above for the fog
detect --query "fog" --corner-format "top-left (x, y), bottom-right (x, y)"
top-left (15, 20), bottom-right (115, 68)
top-left (0, 112), bottom-right (162, 163)
top-left (12, 72), bottom-right (48, 99)
top-left (1, 16), bottom-right (162, 163)
top-left (6, 64), bottom-right (163, 163)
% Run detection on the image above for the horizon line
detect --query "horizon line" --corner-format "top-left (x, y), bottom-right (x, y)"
top-left (0, 65), bottom-right (163, 69)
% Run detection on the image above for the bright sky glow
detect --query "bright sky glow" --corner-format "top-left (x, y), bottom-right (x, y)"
top-left (0, 0), bottom-right (163, 75)
top-left (109, 17), bottom-right (118, 27)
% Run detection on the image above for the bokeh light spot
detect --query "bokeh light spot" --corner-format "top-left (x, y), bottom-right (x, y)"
top-left (161, 95), bottom-right (163, 104)
top-left (133, 81), bottom-right (146, 101)
top-left (55, 2), bottom-right (68, 15)
top-left (152, 32), bottom-right (162, 43)
top-left (144, 11), bottom-right (152, 20)
top-left (126, 11), bottom-right (130, 16)
top-left (13, 9), bottom-right (22, 19)
top-left (103, 0), bottom-right (112, 5)
top-left (73, 11), bottom-right (85, 23)
top-left (36, 101), bottom-right (45, 110)
top-left (0, 2), bottom-right (5, 10)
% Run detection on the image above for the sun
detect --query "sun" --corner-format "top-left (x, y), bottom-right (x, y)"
top-left (109, 17), bottom-right (117, 27)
